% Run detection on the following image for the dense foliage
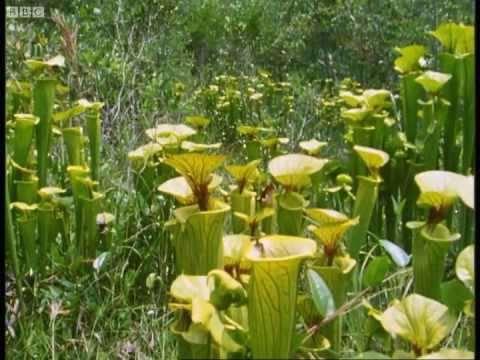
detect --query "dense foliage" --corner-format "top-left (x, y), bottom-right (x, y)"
top-left (5, 1), bottom-right (475, 358)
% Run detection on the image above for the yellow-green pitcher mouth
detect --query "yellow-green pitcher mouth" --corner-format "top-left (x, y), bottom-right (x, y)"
top-left (245, 235), bottom-right (317, 263)
top-left (174, 200), bottom-right (231, 224)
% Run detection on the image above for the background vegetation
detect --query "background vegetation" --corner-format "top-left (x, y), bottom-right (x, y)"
top-left (5, 0), bottom-right (475, 358)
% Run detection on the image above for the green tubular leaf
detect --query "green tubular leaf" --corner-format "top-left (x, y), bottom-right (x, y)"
top-left (415, 71), bottom-right (451, 94)
top-left (394, 45), bottom-right (426, 74)
top-left (13, 114), bottom-right (39, 168)
top-left (306, 269), bottom-right (335, 318)
top-left (411, 223), bottom-right (460, 300)
top-left (33, 78), bottom-right (56, 187)
top-left (400, 73), bottom-right (424, 143)
top-left (5, 172), bottom-right (23, 306)
top-left (77, 193), bottom-right (104, 263)
top-left (17, 214), bottom-right (38, 272)
top-left (277, 192), bottom-right (308, 236)
top-left (312, 261), bottom-right (355, 351)
top-left (418, 349), bottom-right (474, 359)
top-left (230, 190), bottom-right (256, 233)
top-left (268, 153), bottom-right (328, 189)
top-left (438, 53), bottom-right (461, 172)
top-left (85, 109), bottom-right (102, 180)
top-left (170, 201), bottom-right (230, 275)
top-left (462, 54), bottom-right (474, 173)
top-left (245, 235), bottom-right (316, 359)
top-left (14, 178), bottom-right (39, 204)
top-left (378, 294), bottom-right (456, 352)
top-left (346, 176), bottom-right (381, 258)
top-left (38, 204), bottom-right (58, 271)
top-left (62, 127), bottom-right (85, 166)
top-left (455, 245), bottom-right (474, 293)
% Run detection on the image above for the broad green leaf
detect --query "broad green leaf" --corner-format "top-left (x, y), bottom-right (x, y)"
top-left (306, 269), bottom-right (335, 318)
top-left (415, 171), bottom-right (467, 210)
top-left (418, 349), bottom-right (474, 359)
top-left (363, 256), bottom-right (391, 287)
top-left (268, 154), bottom-right (328, 188)
top-left (146, 124), bottom-right (196, 140)
top-left (394, 45), bottom-right (426, 74)
top-left (378, 294), bottom-right (456, 351)
top-left (185, 115), bottom-right (210, 129)
top-left (378, 240), bottom-right (411, 267)
top-left (180, 141), bottom-right (221, 152)
top-left (441, 279), bottom-right (473, 312)
top-left (455, 245), bottom-right (474, 293)
top-left (299, 139), bottom-right (327, 155)
top-left (170, 274), bottom-right (210, 302)
top-left (415, 71), bottom-right (452, 94)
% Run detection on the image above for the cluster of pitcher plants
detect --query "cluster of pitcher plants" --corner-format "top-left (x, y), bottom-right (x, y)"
top-left (6, 21), bottom-right (475, 359)
top-left (6, 55), bottom-right (115, 298)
